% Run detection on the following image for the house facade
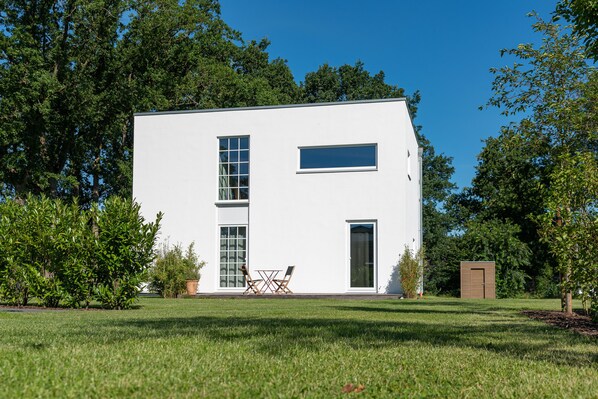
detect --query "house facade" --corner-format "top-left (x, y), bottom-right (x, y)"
top-left (133, 99), bottom-right (422, 294)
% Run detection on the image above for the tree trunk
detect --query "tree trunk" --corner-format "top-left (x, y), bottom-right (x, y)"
top-left (556, 209), bottom-right (572, 315)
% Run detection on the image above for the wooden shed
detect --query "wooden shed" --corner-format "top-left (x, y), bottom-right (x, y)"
top-left (460, 261), bottom-right (495, 299)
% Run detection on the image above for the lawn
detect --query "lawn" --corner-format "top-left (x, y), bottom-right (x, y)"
top-left (0, 297), bottom-right (596, 398)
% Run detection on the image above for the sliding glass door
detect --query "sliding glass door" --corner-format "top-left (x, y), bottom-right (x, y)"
top-left (349, 222), bottom-right (376, 289)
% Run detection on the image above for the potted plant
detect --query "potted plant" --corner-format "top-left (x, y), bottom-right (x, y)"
top-left (183, 243), bottom-right (205, 296)
top-left (148, 242), bottom-right (205, 298)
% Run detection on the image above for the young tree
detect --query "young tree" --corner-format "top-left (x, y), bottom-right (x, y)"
top-left (481, 14), bottom-right (597, 309)
top-left (538, 152), bottom-right (598, 319)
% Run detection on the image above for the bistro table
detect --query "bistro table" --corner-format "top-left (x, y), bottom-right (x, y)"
top-left (255, 269), bottom-right (282, 294)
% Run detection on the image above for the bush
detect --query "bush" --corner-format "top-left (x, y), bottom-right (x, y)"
top-left (0, 195), bottom-right (161, 309)
top-left (148, 242), bottom-right (205, 298)
top-left (398, 246), bottom-right (425, 298)
top-left (0, 199), bottom-right (31, 306)
top-left (93, 197), bottom-right (161, 309)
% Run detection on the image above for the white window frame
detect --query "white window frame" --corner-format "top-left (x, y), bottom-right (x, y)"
top-left (217, 224), bottom-right (248, 290)
top-left (217, 135), bottom-right (250, 202)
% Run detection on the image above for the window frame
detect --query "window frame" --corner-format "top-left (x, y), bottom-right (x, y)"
top-left (217, 135), bottom-right (250, 202)
top-left (346, 220), bottom-right (378, 292)
top-left (218, 224), bottom-right (248, 289)
top-left (297, 143), bottom-right (378, 173)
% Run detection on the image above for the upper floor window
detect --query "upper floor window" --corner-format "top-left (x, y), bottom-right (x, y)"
top-left (299, 144), bottom-right (377, 171)
top-left (219, 136), bottom-right (249, 200)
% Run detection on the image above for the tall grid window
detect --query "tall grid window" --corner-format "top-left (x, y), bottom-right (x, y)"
top-left (219, 137), bottom-right (249, 200)
top-left (219, 226), bottom-right (247, 288)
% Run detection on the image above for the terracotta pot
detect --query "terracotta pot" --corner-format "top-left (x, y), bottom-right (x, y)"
top-left (186, 279), bottom-right (198, 296)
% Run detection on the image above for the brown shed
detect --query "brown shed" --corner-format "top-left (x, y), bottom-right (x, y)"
top-left (460, 261), bottom-right (496, 299)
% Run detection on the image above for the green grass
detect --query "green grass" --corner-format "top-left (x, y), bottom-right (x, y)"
top-left (0, 297), bottom-right (596, 398)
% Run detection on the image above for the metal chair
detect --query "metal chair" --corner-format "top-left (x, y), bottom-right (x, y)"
top-left (273, 266), bottom-right (295, 294)
top-left (240, 265), bottom-right (263, 295)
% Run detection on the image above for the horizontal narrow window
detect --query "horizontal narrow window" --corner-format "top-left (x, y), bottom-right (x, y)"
top-left (299, 144), bottom-right (377, 170)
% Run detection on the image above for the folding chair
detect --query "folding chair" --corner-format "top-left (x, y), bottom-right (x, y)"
top-left (273, 265), bottom-right (295, 294)
top-left (240, 265), bottom-right (263, 295)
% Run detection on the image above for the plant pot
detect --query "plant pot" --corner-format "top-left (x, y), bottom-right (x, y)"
top-left (186, 279), bottom-right (198, 296)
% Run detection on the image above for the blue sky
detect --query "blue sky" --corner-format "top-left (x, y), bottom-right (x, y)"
top-left (219, 0), bottom-right (560, 189)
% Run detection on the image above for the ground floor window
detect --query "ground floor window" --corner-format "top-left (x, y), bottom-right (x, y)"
top-left (219, 226), bottom-right (247, 288)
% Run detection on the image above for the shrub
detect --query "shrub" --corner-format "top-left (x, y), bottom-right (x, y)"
top-left (148, 242), bottom-right (205, 298)
top-left (398, 246), bottom-right (425, 298)
top-left (93, 197), bottom-right (161, 309)
top-left (0, 199), bottom-right (31, 306)
top-left (0, 195), bottom-right (161, 309)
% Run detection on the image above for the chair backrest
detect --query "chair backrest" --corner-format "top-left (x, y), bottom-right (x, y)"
top-left (284, 265), bottom-right (295, 277)
top-left (240, 265), bottom-right (251, 280)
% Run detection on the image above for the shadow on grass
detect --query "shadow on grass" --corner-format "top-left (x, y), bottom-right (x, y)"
top-left (95, 311), bottom-right (597, 368)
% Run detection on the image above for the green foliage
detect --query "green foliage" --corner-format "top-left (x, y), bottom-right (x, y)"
top-left (555, 0), bottom-right (598, 60)
top-left (0, 196), bottom-right (161, 309)
top-left (398, 247), bottom-right (425, 298)
top-left (301, 61), bottom-right (409, 104)
top-left (93, 197), bottom-right (162, 309)
top-left (538, 151), bottom-right (598, 316)
top-left (460, 220), bottom-right (531, 298)
top-left (456, 14), bottom-right (597, 301)
top-left (0, 0), bottom-right (299, 204)
top-left (534, 264), bottom-right (561, 299)
top-left (419, 133), bottom-right (458, 295)
top-left (423, 236), bottom-right (461, 296)
top-left (148, 242), bottom-right (205, 298)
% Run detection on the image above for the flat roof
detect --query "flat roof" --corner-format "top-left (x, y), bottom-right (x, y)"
top-left (134, 97), bottom-right (408, 117)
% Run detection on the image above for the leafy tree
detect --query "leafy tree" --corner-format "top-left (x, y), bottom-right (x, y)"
top-left (460, 219), bottom-right (531, 298)
top-left (0, 0), bottom-right (299, 205)
top-left (472, 14), bottom-right (597, 305)
top-left (538, 151), bottom-right (598, 319)
top-left (555, 0), bottom-right (598, 60)
top-left (301, 61), bottom-right (420, 115)
top-left (419, 134), bottom-right (459, 295)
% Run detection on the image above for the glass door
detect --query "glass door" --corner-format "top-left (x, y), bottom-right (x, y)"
top-left (219, 225), bottom-right (247, 288)
top-left (349, 222), bottom-right (376, 289)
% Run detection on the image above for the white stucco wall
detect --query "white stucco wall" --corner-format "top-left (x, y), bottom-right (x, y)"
top-left (133, 99), bottom-right (421, 294)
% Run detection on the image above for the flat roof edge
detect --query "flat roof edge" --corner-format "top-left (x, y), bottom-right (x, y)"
top-left (134, 98), bottom-right (408, 117)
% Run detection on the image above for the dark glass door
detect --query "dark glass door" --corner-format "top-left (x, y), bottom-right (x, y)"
top-left (350, 223), bottom-right (375, 288)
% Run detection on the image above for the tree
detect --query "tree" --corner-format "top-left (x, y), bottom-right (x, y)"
top-left (538, 151), bottom-right (598, 319)
top-left (419, 134), bottom-right (460, 295)
top-left (0, 0), bottom-right (299, 205)
top-left (452, 127), bottom-right (554, 294)
top-left (460, 219), bottom-right (531, 298)
top-left (301, 61), bottom-right (420, 115)
top-left (479, 14), bottom-right (597, 307)
top-left (555, 0), bottom-right (598, 60)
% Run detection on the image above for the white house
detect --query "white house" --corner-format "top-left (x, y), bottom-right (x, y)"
top-left (133, 99), bottom-right (422, 294)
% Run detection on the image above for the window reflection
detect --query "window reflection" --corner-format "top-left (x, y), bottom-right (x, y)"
top-left (300, 144), bottom-right (377, 169)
